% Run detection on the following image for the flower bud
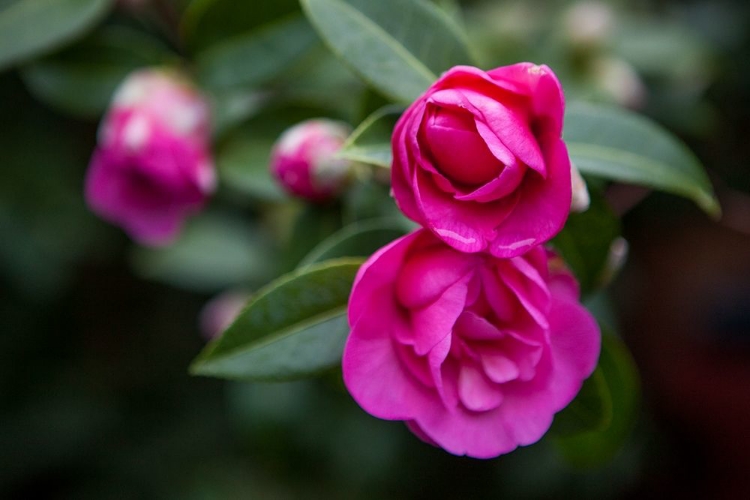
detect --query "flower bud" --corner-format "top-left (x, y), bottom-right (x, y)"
top-left (199, 289), bottom-right (250, 340)
top-left (570, 162), bottom-right (591, 213)
top-left (599, 237), bottom-right (629, 286)
top-left (85, 68), bottom-right (215, 246)
top-left (591, 56), bottom-right (647, 109)
top-left (270, 119), bottom-right (353, 202)
top-left (563, 2), bottom-right (615, 49)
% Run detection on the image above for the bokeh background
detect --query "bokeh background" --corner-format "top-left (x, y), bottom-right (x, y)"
top-left (1, 0), bottom-right (749, 498)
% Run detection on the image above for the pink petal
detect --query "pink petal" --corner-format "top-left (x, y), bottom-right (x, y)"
top-left (462, 89), bottom-right (545, 176)
top-left (415, 170), bottom-right (518, 253)
top-left (410, 277), bottom-right (469, 355)
top-left (420, 101), bottom-right (504, 186)
top-left (454, 311), bottom-right (504, 341)
top-left (428, 334), bottom-right (459, 410)
top-left (458, 363), bottom-right (504, 411)
top-left (481, 352), bottom-right (520, 383)
top-left (395, 243), bottom-right (476, 309)
top-left (488, 137), bottom-right (572, 258)
top-left (487, 63), bottom-right (566, 137)
top-left (545, 297), bottom-right (601, 408)
top-left (479, 265), bottom-right (518, 323)
top-left (343, 300), bottom-right (437, 421)
top-left (348, 232), bottom-right (417, 326)
top-left (453, 155), bottom-right (527, 202)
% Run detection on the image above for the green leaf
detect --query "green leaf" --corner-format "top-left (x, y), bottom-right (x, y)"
top-left (552, 192), bottom-right (621, 294)
top-left (342, 178), bottom-right (410, 224)
top-left (550, 365), bottom-right (613, 436)
top-left (0, 0), bottom-right (113, 71)
top-left (20, 26), bottom-right (175, 118)
top-left (301, 0), bottom-right (473, 103)
top-left (216, 135), bottom-right (284, 201)
top-left (337, 104), bottom-right (401, 168)
top-left (298, 218), bottom-right (407, 267)
top-left (181, 0), bottom-right (299, 52)
top-left (564, 101), bottom-right (720, 217)
top-left (614, 18), bottom-right (714, 81)
top-left (553, 329), bottom-right (640, 467)
top-left (284, 204), bottom-right (344, 270)
top-left (196, 15), bottom-right (318, 90)
top-left (130, 212), bottom-right (279, 292)
top-left (190, 258), bottom-right (363, 381)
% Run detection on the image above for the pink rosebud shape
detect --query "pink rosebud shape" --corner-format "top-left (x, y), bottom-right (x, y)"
top-left (270, 119), bottom-right (353, 202)
top-left (392, 63), bottom-right (572, 257)
top-left (343, 229), bottom-right (600, 458)
top-left (85, 69), bottom-right (216, 246)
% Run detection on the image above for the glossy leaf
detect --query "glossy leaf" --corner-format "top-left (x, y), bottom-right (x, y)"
top-left (550, 365), bottom-right (613, 436)
top-left (565, 101), bottom-right (720, 217)
top-left (0, 0), bottom-right (112, 71)
top-left (552, 193), bottom-right (621, 294)
top-left (553, 329), bottom-right (640, 467)
top-left (130, 212), bottom-right (278, 293)
top-left (284, 204), bottom-right (344, 270)
top-left (298, 218), bottom-right (408, 267)
top-left (196, 15), bottom-right (318, 90)
top-left (337, 104), bottom-right (402, 168)
top-left (216, 135), bottom-right (284, 201)
top-left (181, 0), bottom-right (299, 52)
top-left (21, 27), bottom-right (175, 118)
top-left (343, 179), bottom-right (410, 224)
top-left (301, 0), bottom-right (472, 103)
top-left (190, 258), bottom-right (363, 381)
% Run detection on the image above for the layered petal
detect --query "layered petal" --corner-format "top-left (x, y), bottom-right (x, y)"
top-left (343, 229), bottom-right (601, 459)
top-left (390, 63), bottom-right (571, 256)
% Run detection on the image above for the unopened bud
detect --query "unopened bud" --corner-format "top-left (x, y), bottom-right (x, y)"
top-left (570, 162), bottom-right (591, 213)
top-left (591, 56), bottom-right (647, 109)
top-left (85, 68), bottom-right (215, 246)
top-left (199, 289), bottom-right (251, 340)
top-left (270, 119), bottom-right (353, 202)
top-left (599, 237), bottom-right (629, 286)
top-left (564, 2), bottom-right (615, 49)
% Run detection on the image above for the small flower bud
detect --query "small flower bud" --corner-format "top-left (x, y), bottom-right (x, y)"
top-left (85, 68), bottom-right (215, 246)
top-left (570, 162), bottom-right (591, 213)
top-left (599, 237), bottom-right (629, 286)
top-left (563, 2), bottom-right (615, 49)
top-left (199, 289), bottom-right (250, 340)
top-left (591, 56), bottom-right (647, 109)
top-left (270, 119), bottom-right (353, 202)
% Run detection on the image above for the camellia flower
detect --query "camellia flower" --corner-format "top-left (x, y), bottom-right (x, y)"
top-left (391, 63), bottom-right (572, 258)
top-left (85, 68), bottom-right (215, 246)
top-left (270, 119), bottom-right (353, 202)
top-left (343, 229), bottom-right (600, 458)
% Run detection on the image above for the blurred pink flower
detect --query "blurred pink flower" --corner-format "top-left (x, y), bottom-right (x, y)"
top-left (85, 69), bottom-right (215, 246)
top-left (199, 289), bottom-right (250, 340)
top-left (270, 119), bottom-right (352, 202)
top-left (343, 229), bottom-right (600, 458)
top-left (391, 63), bottom-right (572, 258)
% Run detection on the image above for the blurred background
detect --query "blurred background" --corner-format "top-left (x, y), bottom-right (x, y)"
top-left (1, 0), bottom-right (749, 498)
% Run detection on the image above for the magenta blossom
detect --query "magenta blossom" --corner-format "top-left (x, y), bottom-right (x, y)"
top-left (270, 119), bottom-right (352, 202)
top-left (343, 229), bottom-right (600, 458)
top-left (85, 69), bottom-right (215, 246)
top-left (392, 63), bottom-right (572, 258)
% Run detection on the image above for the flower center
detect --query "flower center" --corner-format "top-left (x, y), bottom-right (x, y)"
top-left (424, 105), bottom-right (504, 186)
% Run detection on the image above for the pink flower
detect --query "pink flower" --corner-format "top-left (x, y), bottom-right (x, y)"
top-left (391, 63), bottom-right (572, 258)
top-left (270, 119), bottom-right (352, 202)
top-left (85, 69), bottom-right (215, 246)
top-left (343, 229), bottom-right (600, 458)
